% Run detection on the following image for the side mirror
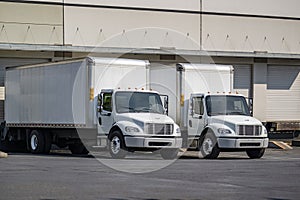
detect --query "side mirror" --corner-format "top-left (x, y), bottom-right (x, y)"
top-left (164, 96), bottom-right (169, 115)
top-left (247, 98), bottom-right (253, 116)
top-left (97, 94), bottom-right (102, 112)
top-left (159, 94), bottom-right (169, 115)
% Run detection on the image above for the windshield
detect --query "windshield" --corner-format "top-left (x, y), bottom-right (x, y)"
top-left (115, 92), bottom-right (165, 114)
top-left (206, 95), bottom-right (250, 116)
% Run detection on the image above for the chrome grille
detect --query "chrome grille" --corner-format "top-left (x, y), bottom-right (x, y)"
top-left (145, 123), bottom-right (173, 135)
top-left (237, 125), bottom-right (262, 136)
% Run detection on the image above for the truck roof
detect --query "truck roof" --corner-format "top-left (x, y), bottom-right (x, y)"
top-left (88, 57), bottom-right (150, 67)
top-left (114, 88), bottom-right (159, 94)
top-left (5, 57), bottom-right (150, 71)
top-left (176, 63), bottom-right (233, 72)
top-left (193, 93), bottom-right (245, 97)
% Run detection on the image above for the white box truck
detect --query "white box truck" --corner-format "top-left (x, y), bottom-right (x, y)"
top-left (0, 57), bottom-right (182, 159)
top-left (150, 63), bottom-right (269, 159)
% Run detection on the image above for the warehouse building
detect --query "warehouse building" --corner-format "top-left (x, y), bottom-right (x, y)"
top-left (0, 0), bottom-right (299, 134)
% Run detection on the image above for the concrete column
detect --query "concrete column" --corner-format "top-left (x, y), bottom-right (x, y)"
top-left (253, 63), bottom-right (267, 122)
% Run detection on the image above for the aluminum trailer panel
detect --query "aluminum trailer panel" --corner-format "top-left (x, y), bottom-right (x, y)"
top-left (5, 59), bottom-right (89, 128)
top-left (4, 57), bottom-right (150, 128)
top-left (150, 63), bottom-right (233, 126)
top-left (92, 57), bottom-right (149, 95)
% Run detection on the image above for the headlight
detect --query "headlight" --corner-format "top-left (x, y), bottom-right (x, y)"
top-left (263, 128), bottom-right (268, 135)
top-left (218, 128), bottom-right (232, 134)
top-left (125, 126), bottom-right (140, 132)
top-left (176, 128), bottom-right (181, 133)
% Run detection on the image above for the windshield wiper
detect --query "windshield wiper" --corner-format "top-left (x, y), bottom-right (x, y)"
top-left (210, 112), bottom-right (227, 116)
top-left (226, 111), bottom-right (245, 115)
top-left (135, 107), bottom-right (151, 113)
top-left (118, 106), bottom-right (137, 112)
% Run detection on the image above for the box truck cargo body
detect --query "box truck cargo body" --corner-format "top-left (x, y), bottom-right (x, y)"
top-left (150, 63), bottom-right (268, 159)
top-left (0, 57), bottom-right (182, 159)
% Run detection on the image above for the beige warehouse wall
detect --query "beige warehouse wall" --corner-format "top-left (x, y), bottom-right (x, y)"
top-left (203, 0), bottom-right (300, 18)
top-left (64, 6), bottom-right (200, 50)
top-left (202, 15), bottom-right (300, 54)
top-left (202, 0), bottom-right (300, 54)
top-left (0, 1), bottom-right (63, 45)
top-left (1, 0), bottom-right (300, 55)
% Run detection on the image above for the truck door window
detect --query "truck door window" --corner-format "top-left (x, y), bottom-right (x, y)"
top-left (192, 97), bottom-right (204, 116)
top-left (102, 93), bottom-right (112, 112)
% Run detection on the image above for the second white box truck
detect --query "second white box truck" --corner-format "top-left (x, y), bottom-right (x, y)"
top-left (0, 57), bottom-right (182, 159)
top-left (150, 63), bottom-right (269, 159)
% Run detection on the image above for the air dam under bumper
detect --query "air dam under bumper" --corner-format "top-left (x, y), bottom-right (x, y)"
top-left (218, 137), bottom-right (269, 148)
top-left (124, 136), bottom-right (182, 148)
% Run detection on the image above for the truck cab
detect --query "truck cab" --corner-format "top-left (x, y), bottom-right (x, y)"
top-left (96, 89), bottom-right (182, 159)
top-left (188, 93), bottom-right (269, 159)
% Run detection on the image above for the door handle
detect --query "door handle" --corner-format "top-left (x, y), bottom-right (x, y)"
top-left (189, 120), bottom-right (192, 127)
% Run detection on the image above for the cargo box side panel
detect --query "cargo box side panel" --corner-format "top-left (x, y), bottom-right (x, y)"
top-left (5, 61), bottom-right (87, 127)
top-left (184, 66), bottom-right (233, 97)
top-left (93, 63), bottom-right (147, 95)
top-left (149, 64), bottom-right (178, 123)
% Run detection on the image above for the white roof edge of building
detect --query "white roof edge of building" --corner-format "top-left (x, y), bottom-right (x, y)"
top-left (1, 43), bottom-right (300, 59)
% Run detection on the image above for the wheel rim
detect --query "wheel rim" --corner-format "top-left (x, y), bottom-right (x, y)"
top-left (30, 135), bottom-right (38, 151)
top-left (111, 136), bottom-right (121, 155)
top-left (202, 138), bottom-right (213, 155)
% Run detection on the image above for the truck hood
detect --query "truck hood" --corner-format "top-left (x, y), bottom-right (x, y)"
top-left (116, 113), bottom-right (174, 125)
top-left (210, 115), bottom-right (262, 126)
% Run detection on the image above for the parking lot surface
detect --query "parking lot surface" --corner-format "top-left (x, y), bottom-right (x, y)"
top-left (1, 148), bottom-right (300, 200)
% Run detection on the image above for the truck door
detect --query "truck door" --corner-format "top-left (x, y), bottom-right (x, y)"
top-left (188, 94), bottom-right (206, 137)
top-left (97, 91), bottom-right (114, 135)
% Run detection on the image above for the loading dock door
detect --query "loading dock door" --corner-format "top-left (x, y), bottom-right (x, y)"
top-left (266, 65), bottom-right (300, 121)
top-left (233, 65), bottom-right (252, 98)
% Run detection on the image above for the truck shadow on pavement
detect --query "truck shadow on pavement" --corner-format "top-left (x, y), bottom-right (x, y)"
top-left (7, 150), bottom-right (253, 160)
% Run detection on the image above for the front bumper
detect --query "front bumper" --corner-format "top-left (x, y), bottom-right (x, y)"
top-left (124, 136), bottom-right (182, 148)
top-left (218, 137), bottom-right (269, 149)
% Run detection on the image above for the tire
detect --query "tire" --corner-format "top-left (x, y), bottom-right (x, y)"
top-left (160, 148), bottom-right (179, 160)
top-left (108, 130), bottom-right (127, 159)
top-left (246, 148), bottom-right (265, 159)
top-left (69, 142), bottom-right (89, 155)
top-left (28, 130), bottom-right (45, 154)
top-left (200, 131), bottom-right (220, 159)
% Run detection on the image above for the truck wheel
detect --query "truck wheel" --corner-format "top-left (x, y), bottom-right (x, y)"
top-left (160, 148), bottom-right (179, 160)
top-left (29, 130), bottom-right (45, 154)
top-left (108, 131), bottom-right (127, 159)
top-left (69, 143), bottom-right (89, 155)
top-left (200, 132), bottom-right (220, 159)
top-left (246, 148), bottom-right (265, 159)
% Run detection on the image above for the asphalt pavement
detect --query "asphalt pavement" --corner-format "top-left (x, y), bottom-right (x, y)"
top-left (1, 148), bottom-right (300, 200)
